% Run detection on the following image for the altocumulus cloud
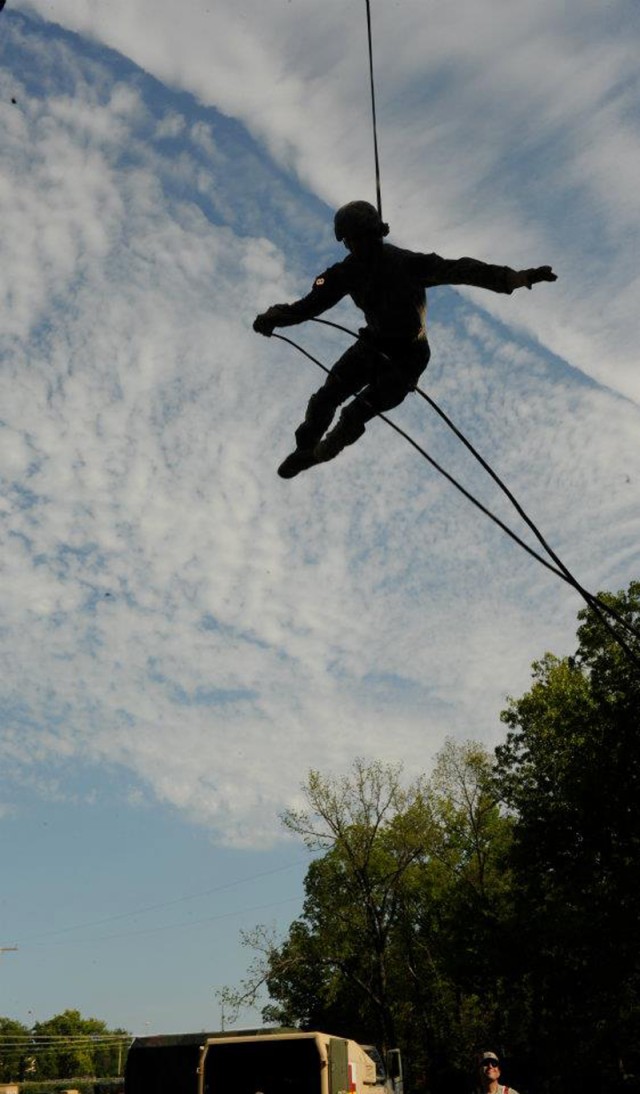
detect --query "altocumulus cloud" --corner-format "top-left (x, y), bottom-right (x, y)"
top-left (0, 13), bottom-right (639, 846)
top-left (16, 0), bottom-right (640, 401)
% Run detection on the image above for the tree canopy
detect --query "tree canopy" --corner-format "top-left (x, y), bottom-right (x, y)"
top-left (225, 582), bottom-right (640, 1094)
top-left (223, 748), bottom-right (514, 1088)
top-left (494, 581), bottom-right (640, 1089)
top-left (0, 1010), bottom-right (130, 1083)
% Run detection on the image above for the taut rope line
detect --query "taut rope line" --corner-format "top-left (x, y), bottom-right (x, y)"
top-left (271, 319), bottom-right (640, 669)
top-left (365, 0), bottom-right (383, 220)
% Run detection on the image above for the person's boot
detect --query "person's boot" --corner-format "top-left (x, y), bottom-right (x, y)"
top-left (277, 414), bottom-right (365, 478)
top-left (277, 448), bottom-right (320, 478)
top-left (278, 390), bottom-right (339, 478)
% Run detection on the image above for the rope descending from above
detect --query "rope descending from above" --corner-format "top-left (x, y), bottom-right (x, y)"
top-left (365, 0), bottom-right (383, 221)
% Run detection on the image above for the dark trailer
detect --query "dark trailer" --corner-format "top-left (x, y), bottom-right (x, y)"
top-left (126, 1032), bottom-right (214, 1094)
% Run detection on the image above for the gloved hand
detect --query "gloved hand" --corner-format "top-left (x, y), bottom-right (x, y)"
top-left (521, 266), bottom-right (558, 289)
top-left (253, 312), bottom-right (276, 337)
top-left (253, 305), bottom-right (290, 336)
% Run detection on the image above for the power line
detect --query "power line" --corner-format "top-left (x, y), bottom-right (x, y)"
top-left (0, 1037), bottom-right (131, 1051)
top-left (5, 859), bottom-right (307, 946)
top-left (16, 895), bottom-right (302, 948)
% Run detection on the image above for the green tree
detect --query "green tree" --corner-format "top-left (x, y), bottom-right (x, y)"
top-left (413, 740), bottom-right (516, 1071)
top-left (495, 582), bottom-right (640, 1090)
top-left (223, 749), bottom-right (515, 1090)
top-left (223, 759), bottom-right (432, 1050)
top-left (283, 760), bottom-right (435, 1050)
top-left (0, 1017), bottom-right (32, 1082)
top-left (31, 1011), bottom-right (129, 1080)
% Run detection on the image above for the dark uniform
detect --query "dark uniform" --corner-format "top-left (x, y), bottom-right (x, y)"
top-left (254, 202), bottom-right (556, 477)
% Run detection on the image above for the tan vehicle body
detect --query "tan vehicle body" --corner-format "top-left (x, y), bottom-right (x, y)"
top-left (125, 1027), bottom-right (401, 1094)
top-left (198, 1031), bottom-right (386, 1094)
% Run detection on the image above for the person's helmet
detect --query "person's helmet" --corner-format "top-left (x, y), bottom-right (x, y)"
top-left (334, 201), bottom-right (389, 242)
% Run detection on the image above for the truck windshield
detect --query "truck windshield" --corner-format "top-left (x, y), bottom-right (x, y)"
top-left (361, 1047), bottom-right (386, 1083)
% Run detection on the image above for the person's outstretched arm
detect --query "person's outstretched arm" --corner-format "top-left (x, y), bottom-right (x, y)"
top-left (413, 252), bottom-right (557, 294)
top-left (253, 265), bottom-right (347, 336)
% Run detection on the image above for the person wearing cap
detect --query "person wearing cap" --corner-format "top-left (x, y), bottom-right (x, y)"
top-left (475, 1051), bottom-right (519, 1094)
top-left (253, 200), bottom-right (557, 479)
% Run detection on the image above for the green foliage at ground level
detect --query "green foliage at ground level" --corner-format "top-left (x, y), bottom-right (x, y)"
top-left (18, 1080), bottom-right (124, 1094)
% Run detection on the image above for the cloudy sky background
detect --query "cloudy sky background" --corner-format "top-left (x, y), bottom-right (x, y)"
top-left (0, 0), bottom-right (639, 1035)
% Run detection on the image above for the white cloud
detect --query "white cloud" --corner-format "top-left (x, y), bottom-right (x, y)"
top-left (0, 11), bottom-right (639, 849)
top-left (15, 0), bottom-right (640, 402)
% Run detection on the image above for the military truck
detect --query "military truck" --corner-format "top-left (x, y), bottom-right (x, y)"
top-left (125, 1028), bottom-right (402, 1094)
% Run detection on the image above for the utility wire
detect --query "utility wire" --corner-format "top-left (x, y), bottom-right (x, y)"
top-left (17, 895), bottom-right (302, 949)
top-left (6, 859), bottom-right (306, 946)
top-left (1, 1038), bottom-right (129, 1044)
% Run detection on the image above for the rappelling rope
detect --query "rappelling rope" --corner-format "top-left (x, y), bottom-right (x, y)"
top-left (358, 7), bottom-right (637, 648)
top-left (271, 335), bottom-right (568, 587)
top-left (365, 0), bottom-right (383, 221)
top-left (310, 316), bottom-right (640, 649)
top-left (412, 385), bottom-right (640, 644)
top-left (269, 5), bottom-right (638, 663)
top-left (273, 320), bottom-right (640, 669)
top-left (273, 330), bottom-right (571, 585)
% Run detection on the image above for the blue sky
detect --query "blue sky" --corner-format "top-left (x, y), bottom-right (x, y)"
top-left (1, 0), bottom-right (639, 1039)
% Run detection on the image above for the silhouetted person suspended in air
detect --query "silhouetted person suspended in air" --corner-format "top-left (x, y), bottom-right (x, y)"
top-left (253, 201), bottom-right (557, 479)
